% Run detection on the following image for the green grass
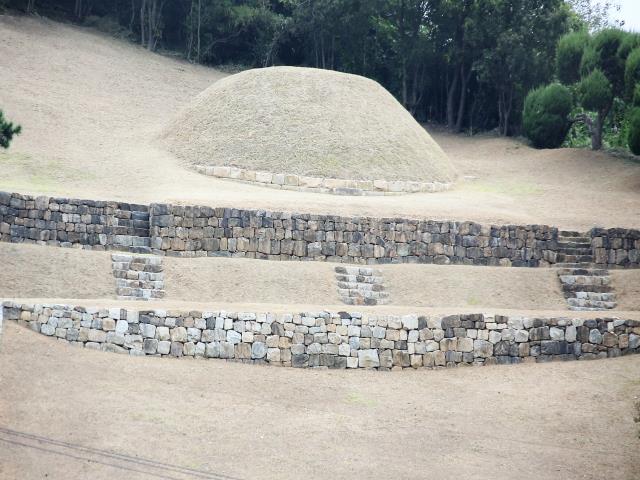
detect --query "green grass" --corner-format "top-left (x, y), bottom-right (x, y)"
top-left (466, 180), bottom-right (543, 197)
top-left (0, 151), bottom-right (98, 193)
top-left (466, 296), bottom-right (481, 306)
top-left (344, 392), bottom-right (377, 407)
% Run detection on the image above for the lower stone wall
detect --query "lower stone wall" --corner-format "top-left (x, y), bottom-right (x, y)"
top-left (591, 228), bottom-right (640, 268)
top-left (4, 302), bottom-right (639, 369)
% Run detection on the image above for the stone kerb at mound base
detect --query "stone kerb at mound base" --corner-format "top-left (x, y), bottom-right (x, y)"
top-left (194, 165), bottom-right (453, 196)
top-left (4, 302), bottom-right (639, 370)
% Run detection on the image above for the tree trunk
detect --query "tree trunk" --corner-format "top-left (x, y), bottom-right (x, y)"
top-left (455, 64), bottom-right (472, 133)
top-left (26, 0), bottom-right (35, 13)
top-left (401, 57), bottom-right (408, 108)
top-left (147, 0), bottom-right (155, 50)
top-left (196, 0), bottom-right (201, 62)
top-left (591, 110), bottom-right (605, 150)
top-left (130, 0), bottom-right (136, 33)
top-left (498, 87), bottom-right (514, 136)
top-left (140, 0), bottom-right (146, 47)
top-left (446, 68), bottom-right (460, 130)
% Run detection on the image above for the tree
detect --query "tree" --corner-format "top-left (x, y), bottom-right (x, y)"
top-left (566, 0), bottom-right (622, 31)
top-left (589, 28), bottom-right (627, 92)
top-left (624, 48), bottom-right (640, 101)
top-left (0, 110), bottom-right (21, 149)
top-left (475, 0), bottom-right (570, 136)
top-left (556, 31), bottom-right (588, 85)
top-left (578, 68), bottom-right (612, 150)
top-left (628, 107), bottom-right (640, 155)
top-left (523, 83), bottom-right (573, 148)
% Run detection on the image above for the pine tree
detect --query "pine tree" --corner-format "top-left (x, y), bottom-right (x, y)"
top-left (0, 110), bottom-right (22, 149)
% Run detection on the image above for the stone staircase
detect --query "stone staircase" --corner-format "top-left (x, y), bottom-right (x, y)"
top-left (554, 231), bottom-right (616, 311)
top-left (111, 254), bottom-right (165, 300)
top-left (335, 266), bottom-right (389, 305)
top-left (111, 204), bottom-right (152, 254)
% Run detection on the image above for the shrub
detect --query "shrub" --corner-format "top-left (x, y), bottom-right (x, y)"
top-left (556, 31), bottom-right (588, 85)
top-left (523, 84), bottom-right (573, 148)
top-left (625, 48), bottom-right (640, 101)
top-left (579, 69), bottom-right (612, 113)
top-left (617, 32), bottom-right (640, 62)
top-left (580, 45), bottom-right (598, 77)
top-left (628, 107), bottom-right (640, 155)
top-left (592, 28), bottom-right (627, 91)
top-left (0, 110), bottom-right (21, 149)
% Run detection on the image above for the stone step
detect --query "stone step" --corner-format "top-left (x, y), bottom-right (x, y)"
top-left (555, 268), bottom-right (609, 276)
top-left (335, 274), bottom-right (384, 284)
top-left (338, 288), bottom-right (389, 299)
top-left (571, 291), bottom-right (616, 302)
top-left (111, 253), bottom-right (165, 301)
top-left (127, 246), bottom-right (152, 254)
top-left (340, 296), bottom-right (388, 306)
top-left (554, 262), bottom-right (598, 269)
top-left (558, 275), bottom-right (611, 286)
top-left (336, 281), bottom-right (385, 291)
top-left (556, 241), bottom-right (592, 249)
top-left (568, 306), bottom-right (613, 312)
top-left (558, 231), bottom-right (588, 238)
top-left (562, 284), bottom-right (613, 295)
top-left (555, 247), bottom-right (592, 255)
top-left (335, 265), bottom-right (389, 306)
top-left (335, 266), bottom-right (379, 276)
top-left (556, 253), bottom-right (594, 263)
top-left (566, 298), bottom-right (616, 309)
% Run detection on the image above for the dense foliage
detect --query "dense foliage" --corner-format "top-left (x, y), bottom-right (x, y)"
top-left (524, 25), bottom-right (640, 154)
top-left (3, 0), bottom-right (578, 137)
top-left (5, 0), bottom-right (636, 152)
top-left (0, 110), bottom-right (21, 149)
top-left (522, 84), bottom-right (572, 148)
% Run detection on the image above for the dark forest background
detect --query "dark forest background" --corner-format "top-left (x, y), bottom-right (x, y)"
top-left (4, 0), bottom-right (637, 149)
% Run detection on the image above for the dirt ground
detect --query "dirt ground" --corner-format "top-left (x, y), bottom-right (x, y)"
top-left (1, 15), bottom-right (639, 230)
top-left (0, 243), bottom-right (114, 298)
top-left (612, 270), bottom-right (640, 311)
top-left (5, 243), bottom-right (640, 311)
top-left (1, 14), bottom-right (640, 480)
top-left (0, 322), bottom-right (638, 480)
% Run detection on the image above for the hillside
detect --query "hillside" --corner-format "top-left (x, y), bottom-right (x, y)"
top-left (0, 14), bottom-right (639, 230)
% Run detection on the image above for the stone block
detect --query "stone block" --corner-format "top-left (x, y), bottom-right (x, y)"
top-left (251, 342), bottom-right (267, 359)
top-left (358, 349), bottom-right (380, 368)
top-left (157, 340), bottom-right (171, 355)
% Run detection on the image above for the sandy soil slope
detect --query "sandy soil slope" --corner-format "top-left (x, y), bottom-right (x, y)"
top-left (10, 243), bottom-right (640, 311)
top-left (0, 243), bottom-right (113, 298)
top-left (0, 322), bottom-right (638, 480)
top-left (0, 15), bottom-right (639, 230)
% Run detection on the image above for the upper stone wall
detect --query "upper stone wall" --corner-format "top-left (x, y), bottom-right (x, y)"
top-left (1, 191), bottom-right (638, 267)
top-left (0, 191), bottom-right (150, 252)
top-left (149, 203), bottom-right (558, 266)
top-left (591, 228), bottom-right (640, 268)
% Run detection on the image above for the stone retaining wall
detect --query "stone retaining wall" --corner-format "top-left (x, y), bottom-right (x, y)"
top-left (0, 191), bottom-right (149, 252)
top-left (194, 165), bottom-right (452, 196)
top-left (591, 228), bottom-right (640, 268)
top-left (149, 204), bottom-right (558, 266)
top-left (4, 302), bottom-right (639, 369)
top-left (2, 191), bottom-right (639, 268)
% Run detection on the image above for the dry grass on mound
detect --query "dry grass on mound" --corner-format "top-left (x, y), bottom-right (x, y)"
top-left (161, 66), bottom-right (457, 182)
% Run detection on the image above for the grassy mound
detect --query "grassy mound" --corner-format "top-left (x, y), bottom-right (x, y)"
top-left (161, 66), bottom-right (456, 183)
